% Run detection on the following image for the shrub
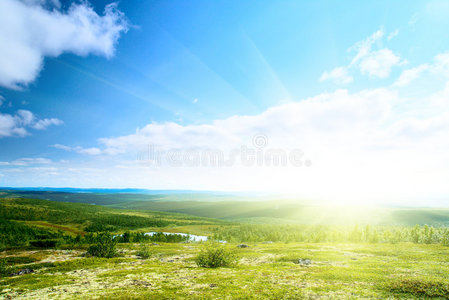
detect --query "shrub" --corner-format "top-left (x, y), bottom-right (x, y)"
top-left (87, 232), bottom-right (117, 258)
top-left (136, 243), bottom-right (152, 259)
top-left (389, 278), bottom-right (449, 298)
top-left (0, 260), bottom-right (8, 278)
top-left (29, 239), bottom-right (59, 248)
top-left (195, 244), bottom-right (237, 268)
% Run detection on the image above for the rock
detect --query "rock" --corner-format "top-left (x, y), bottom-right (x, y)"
top-left (10, 269), bottom-right (34, 276)
top-left (237, 244), bottom-right (249, 248)
top-left (298, 259), bottom-right (311, 266)
top-left (151, 243), bottom-right (159, 246)
top-left (209, 283), bottom-right (218, 288)
top-left (262, 241), bottom-right (273, 244)
top-left (132, 280), bottom-right (152, 287)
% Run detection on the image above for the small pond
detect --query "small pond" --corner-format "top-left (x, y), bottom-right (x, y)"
top-left (145, 232), bottom-right (208, 242)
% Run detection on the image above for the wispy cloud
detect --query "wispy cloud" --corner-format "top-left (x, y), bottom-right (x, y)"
top-left (394, 64), bottom-right (430, 87)
top-left (0, 157), bottom-right (52, 166)
top-left (387, 29), bottom-right (399, 41)
top-left (319, 67), bottom-right (353, 84)
top-left (394, 52), bottom-right (449, 87)
top-left (320, 29), bottom-right (406, 83)
top-left (52, 144), bottom-right (103, 155)
top-left (349, 29), bottom-right (384, 66)
top-left (32, 118), bottom-right (64, 130)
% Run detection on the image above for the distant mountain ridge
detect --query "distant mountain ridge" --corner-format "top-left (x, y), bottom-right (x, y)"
top-left (0, 187), bottom-right (230, 195)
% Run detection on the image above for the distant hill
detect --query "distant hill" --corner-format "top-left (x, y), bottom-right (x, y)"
top-left (2, 189), bottom-right (449, 226)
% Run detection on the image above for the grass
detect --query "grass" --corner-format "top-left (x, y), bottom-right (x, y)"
top-left (1, 242), bottom-right (449, 299)
top-left (389, 278), bottom-right (449, 298)
top-left (2, 195), bottom-right (449, 298)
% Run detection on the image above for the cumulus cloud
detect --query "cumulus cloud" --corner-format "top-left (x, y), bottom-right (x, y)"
top-left (359, 49), bottom-right (403, 78)
top-left (66, 88), bottom-right (445, 160)
top-left (49, 57), bottom-right (449, 203)
top-left (0, 0), bottom-right (129, 89)
top-left (320, 29), bottom-right (405, 83)
top-left (0, 107), bottom-right (63, 138)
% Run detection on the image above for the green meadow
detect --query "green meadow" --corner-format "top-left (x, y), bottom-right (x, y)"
top-left (1, 193), bottom-right (449, 299)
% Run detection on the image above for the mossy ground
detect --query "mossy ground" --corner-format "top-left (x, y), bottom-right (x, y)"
top-left (1, 242), bottom-right (449, 299)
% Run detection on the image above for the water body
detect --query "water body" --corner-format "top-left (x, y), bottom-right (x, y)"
top-left (145, 232), bottom-right (209, 242)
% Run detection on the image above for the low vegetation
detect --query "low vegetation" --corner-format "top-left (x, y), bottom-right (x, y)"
top-left (195, 243), bottom-right (237, 268)
top-left (389, 278), bottom-right (449, 298)
top-left (2, 195), bottom-right (449, 298)
top-left (86, 232), bottom-right (118, 258)
top-left (136, 242), bottom-right (152, 259)
top-left (213, 223), bottom-right (449, 245)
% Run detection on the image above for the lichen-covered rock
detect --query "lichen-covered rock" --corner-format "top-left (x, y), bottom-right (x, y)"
top-left (10, 269), bottom-right (34, 276)
top-left (298, 259), bottom-right (311, 265)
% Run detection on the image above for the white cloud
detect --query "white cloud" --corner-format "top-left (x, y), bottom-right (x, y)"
top-left (0, 157), bottom-right (52, 166)
top-left (32, 118), bottom-right (64, 130)
top-left (319, 67), bottom-right (353, 84)
top-left (93, 89), bottom-right (398, 157)
top-left (320, 29), bottom-right (405, 83)
top-left (394, 64), bottom-right (429, 87)
top-left (0, 111), bottom-right (31, 137)
top-left (387, 29), bottom-right (399, 41)
top-left (359, 48), bottom-right (404, 78)
top-left (394, 52), bottom-right (449, 87)
top-left (0, 0), bottom-right (129, 89)
top-left (52, 144), bottom-right (103, 155)
top-left (47, 65), bottom-right (449, 204)
top-left (434, 52), bottom-right (449, 74)
top-left (21, 0), bottom-right (61, 8)
top-left (349, 29), bottom-right (384, 66)
top-left (0, 108), bottom-right (63, 138)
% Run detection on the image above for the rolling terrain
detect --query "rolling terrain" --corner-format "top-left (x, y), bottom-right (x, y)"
top-left (2, 189), bottom-right (449, 226)
top-left (1, 193), bottom-right (449, 298)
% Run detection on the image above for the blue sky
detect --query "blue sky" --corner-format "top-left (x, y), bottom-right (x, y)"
top-left (1, 0), bottom-right (449, 205)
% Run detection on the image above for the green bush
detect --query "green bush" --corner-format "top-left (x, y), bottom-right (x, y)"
top-left (195, 244), bottom-right (237, 268)
top-left (0, 260), bottom-right (8, 278)
top-left (389, 278), bottom-right (449, 298)
top-left (29, 239), bottom-right (59, 248)
top-left (87, 232), bottom-right (117, 258)
top-left (136, 243), bottom-right (152, 259)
